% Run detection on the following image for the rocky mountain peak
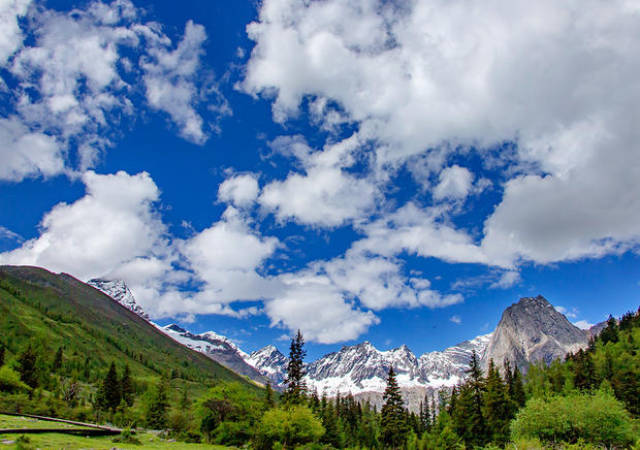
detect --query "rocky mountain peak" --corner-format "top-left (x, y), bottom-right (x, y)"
top-left (482, 295), bottom-right (588, 371)
top-left (87, 278), bottom-right (149, 320)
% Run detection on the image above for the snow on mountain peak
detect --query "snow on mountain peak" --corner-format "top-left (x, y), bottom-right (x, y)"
top-left (88, 278), bottom-right (149, 320)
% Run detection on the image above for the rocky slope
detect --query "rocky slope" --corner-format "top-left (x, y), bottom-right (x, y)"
top-left (159, 324), bottom-right (269, 385)
top-left (481, 295), bottom-right (588, 371)
top-left (87, 278), bottom-right (149, 320)
top-left (246, 345), bottom-right (288, 386)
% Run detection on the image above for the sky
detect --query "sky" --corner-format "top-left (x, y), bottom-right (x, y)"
top-left (1, 0), bottom-right (639, 361)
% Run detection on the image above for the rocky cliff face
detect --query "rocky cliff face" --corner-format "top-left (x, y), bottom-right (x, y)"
top-left (87, 278), bottom-right (149, 320)
top-left (246, 345), bottom-right (288, 387)
top-left (481, 295), bottom-right (588, 371)
top-left (159, 324), bottom-right (269, 385)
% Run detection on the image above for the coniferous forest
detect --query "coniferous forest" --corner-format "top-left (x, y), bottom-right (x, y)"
top-left (1, 269), bottom-right (640, 448)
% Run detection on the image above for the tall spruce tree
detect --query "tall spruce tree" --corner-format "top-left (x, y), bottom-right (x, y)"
top-left (17, 344), bottom-right (38, 389)
top-left (283, 329), bottom-right (307, 404)
top-left (510, 365), bottom-right (526, 408)
top-left (120, 364), bottom-right (134, 407)
top-left (381, 367), bottom-right (409, 448)
top-left (483, 359), bottom-right (510, 445)
top-left (100, 362), bottom-right (122, 410)
top-left (0, 344), bottom-right (5, 367)
top-left (146, 376), bottom-right (169, 429)
top-left (264, 382), bottom-right (275, 408)
top-left (454, 350), bottom-right (487, 447)
top-left (51, 347), bottom-right (63, 372)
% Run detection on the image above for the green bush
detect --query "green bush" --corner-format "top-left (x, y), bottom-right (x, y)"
top-left (511, 390), bottom-right (635, 447)
top-left (0, 366), bottom-right (31, 393)
top-left (254, 405), bottom-right (325, 449)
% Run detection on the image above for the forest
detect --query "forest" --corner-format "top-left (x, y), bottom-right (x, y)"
top-left (1, 267), bottom-right (639, 448)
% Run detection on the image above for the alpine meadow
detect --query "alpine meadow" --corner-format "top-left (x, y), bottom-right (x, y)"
top-left (1, 0), bottom-right (640, 448)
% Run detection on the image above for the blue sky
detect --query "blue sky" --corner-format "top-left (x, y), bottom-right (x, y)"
top-left (1, 0), bottom-right (639, 360)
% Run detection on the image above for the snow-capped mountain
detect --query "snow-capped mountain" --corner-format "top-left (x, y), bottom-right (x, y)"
top-left (159, 323), bottom-right (269, 385)
top-left (244, 333), bottom-right (492, 411)
top-left (246, 345), bottom-right (288, 386)
top-left (88, 278), bottom-right (149, 320)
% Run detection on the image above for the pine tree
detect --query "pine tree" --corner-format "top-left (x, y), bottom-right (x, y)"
top-left (146, 376), bottom-right (169, 429)
top-left (381, 366), bottom-right (409, 448)
top-left (51, 347), bottom-right (63, 372)
top-left (264, 382), bottom-right (275, 408)
top-left (100, 362), bottom-right (122, 410)
top-left (419, 395), bottom-right (432, 432)
top-left (483, 359), bottom-right (510, 446)
top-left (510, 365), bottom-right (526, 408)
top-left (454, 350), bottom-right (488, 447)
top-left (283, 329), bottom-right (307, 404)
top-left (17, 344), bottom-right (38, 389)
top-left (0, 344), bottom-right (5, 367)
top-left (120, 364), bottom-right (134, 407)
top-left (600, 316), bottom-right (619, 344)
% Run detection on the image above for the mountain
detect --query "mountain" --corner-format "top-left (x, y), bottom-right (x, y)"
top-left (481, 295), bottom-right (589, 371)
top-left (0, 265), bottom-right (261, 394)
top-left (246, 345), bottom-right (288, 387)
top-left (159, 323), bottom-right (269, 385)
top-left (87, 278), bottom-right (149, 320)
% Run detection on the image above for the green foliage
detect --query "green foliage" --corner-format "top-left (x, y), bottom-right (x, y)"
top-left (197, 381), bottom-right (262, 445)
top-left (381, 366), bottom-right (410, 447)
top-left (255, 405), bottom-right (324, 449)
top-left (145, 376), bottom-right (170, 429)
top-left (17, 344), bottom-right (38, 389)
top-left (483, 359), bottom-right (511, 446)
top-left (283, 329), bottom-right (307, 405)
top-left (511, 391), bottom-right (636, 447)
top-left (0, 365), bottom-right (31, 393)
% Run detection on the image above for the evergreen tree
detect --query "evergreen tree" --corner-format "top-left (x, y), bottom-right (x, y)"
top-left (419, 395), bottom-right (432, 432)
top-left (51, 347), bottom-right (63, 372)
top-left (453, 350), bottom-right (487, 447)
top-left (17, 344), bottom-right (38, 389)
top-left (146, 376), bottom-right (169, 429)
top-left (380, 367), bottom-right (409, 448)
top-left (600, 316), bottom-right (619, 344)
top-left (573, 349), bottom-right (596, 391)
top-left (483, 359), bottom-right (510, 445)
top-left (0, 344), bottom-right (5, 367)
top-left (100, 362), bottom-right (122, 410)
top-left (264, 382), bottom-right (275, 409)
top-left (283, 329), bottom-right (307, 404)
top-left (510, 365), bottom-right (526, 408)
top-left (120, 364), bottom-right (134, 407)
top-left (321, 400), bottom-right (343, 448)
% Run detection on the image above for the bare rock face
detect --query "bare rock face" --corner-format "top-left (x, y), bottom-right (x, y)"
top-left (482, 295), bottom-right (588, 372)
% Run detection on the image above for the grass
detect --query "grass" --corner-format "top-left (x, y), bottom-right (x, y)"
top-left (0, 414), bottom-right (92, 431)
top-left (0, 414), bottom-right (226, 449)
top-left (0, 431), bottom-right (228, 449)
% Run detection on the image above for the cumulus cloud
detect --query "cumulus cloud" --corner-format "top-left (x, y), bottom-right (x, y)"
top-left (243, 0), bottom-right (640, 268)
top-left (433, 165), bottom-right (473, 201)
top-left (450, 315), bottom-right (462, 325)
top-left (142, 20), bottom-right (230, 143)
top-left (1, 0), bottom-right (227, 182)
top-left (573, 320), bottom-right (594, 330)
top-left (0, 0), bottom-right (30, 64)
top-left (259, 134), bottom-right (377, 227)
top-left (218, 174), bottom-right (260, 208)
top-left (0, 170), bottom-right (168, 280)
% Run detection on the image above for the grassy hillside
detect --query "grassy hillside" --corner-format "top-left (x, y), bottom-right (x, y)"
top-left (0, 265), bottom-right (257, 387)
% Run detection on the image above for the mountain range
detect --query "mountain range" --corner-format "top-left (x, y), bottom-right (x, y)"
top-left (89, 277), bottom-right (602, 410)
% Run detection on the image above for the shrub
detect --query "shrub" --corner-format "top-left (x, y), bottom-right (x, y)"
top-left (511, 391), bottom-right (635, 447)
top-left (0, 366), bottom-right (31, 393)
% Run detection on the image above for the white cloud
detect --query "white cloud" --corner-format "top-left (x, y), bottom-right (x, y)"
top-left (265, 273), bottom-right (379, 344)
top-left (450, 315), bottom-right (462, 325)
top-left (218, 174), bottom-right (260, 208)
top-left (180, 206), bottom-right (282, 304)
top-left (489, 270), bottom-right (521, 289)
top-left (259, 134), bottom-right (377, 227)
top-left (2, 0), bottom-right (227, 182)
top-left (573, 320), bottom-right (594, 330)
top-left (0, 170), bottom-right (169, 281)
top-left (244, 0), bottom-right (640, 267)
top-left (142, 20), bottom-right (229, 143)
top-left (0, 117), bottom-right (63, 181)
top-left (555, 305), bottom-right (578, 319)
top-left (433, 165), bottom-right (473, 201)
top-left (0, 0), bottom-right (31, 65)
